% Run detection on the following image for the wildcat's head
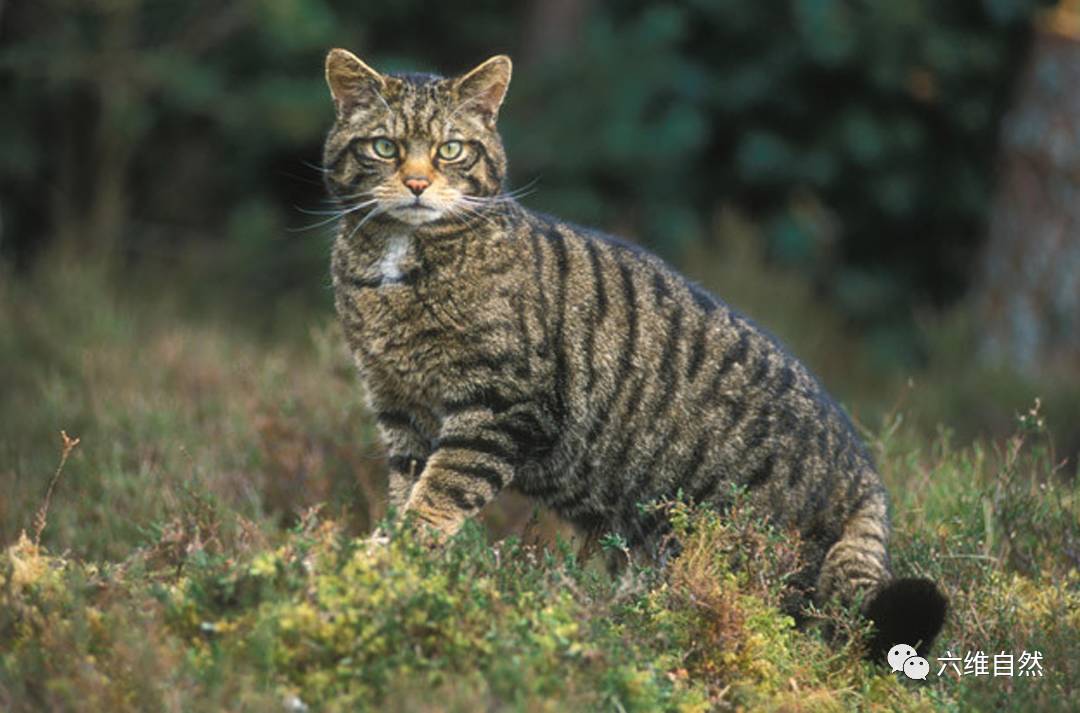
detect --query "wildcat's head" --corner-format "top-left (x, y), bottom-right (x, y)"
top-left (323, 49), bottom-right (511, 226)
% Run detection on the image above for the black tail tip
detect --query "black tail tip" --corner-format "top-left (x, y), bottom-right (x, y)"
top-left (864, 577), bottom-right (948, 663)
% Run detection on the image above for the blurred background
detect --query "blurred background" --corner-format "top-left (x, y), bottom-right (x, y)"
top-left (2, 0), bottom-right (1079, 553)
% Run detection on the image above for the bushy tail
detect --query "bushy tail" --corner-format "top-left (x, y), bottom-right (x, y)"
top-left (815, 487), bottom-right (948, 662)
top-left (864, 577), bottom-right (948, 661)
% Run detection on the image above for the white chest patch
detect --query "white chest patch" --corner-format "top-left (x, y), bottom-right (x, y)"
top-left (378, 234), bottom-right (410, 282)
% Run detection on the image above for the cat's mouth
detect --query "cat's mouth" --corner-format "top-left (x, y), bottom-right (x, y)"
top-left (389, 200), bottom-right (442, 224)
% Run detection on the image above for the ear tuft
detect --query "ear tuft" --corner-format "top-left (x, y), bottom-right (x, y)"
top-left (454, 55), bottom-right (512, 127)
top-left (325, 48), bottom-right (385, 113)
top-left (864, 577), bottom-right (948, 663)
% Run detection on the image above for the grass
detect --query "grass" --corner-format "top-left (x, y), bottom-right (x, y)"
top-left (1, 257), bottom-right (1078, 711)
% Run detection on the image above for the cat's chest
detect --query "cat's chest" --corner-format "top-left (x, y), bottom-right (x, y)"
top-left (337, 233), bottom-right (424, 309)
top-left (334, 234), bottom-right (480, 393)
top-left (376, 234), bottom-right (411, 283)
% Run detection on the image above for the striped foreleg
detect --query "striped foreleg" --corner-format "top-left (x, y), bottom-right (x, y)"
top-left (400, 412), bottom-right (519, 537)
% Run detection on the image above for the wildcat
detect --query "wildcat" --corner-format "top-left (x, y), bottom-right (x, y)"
top-left (321, 48), bottom-right (946, 660)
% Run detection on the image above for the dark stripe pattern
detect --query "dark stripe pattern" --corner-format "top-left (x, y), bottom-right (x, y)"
top-left (326, 55), bottom-right (898, 619)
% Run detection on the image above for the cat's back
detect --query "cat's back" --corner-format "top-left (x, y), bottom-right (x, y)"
top-left (508, 209), bottom-right (880, 545)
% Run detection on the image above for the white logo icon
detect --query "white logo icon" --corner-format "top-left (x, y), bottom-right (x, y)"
top-left (888, 643), bottom-right (918, 673)
top-left (888, 643), bottom-right (930, 680)
top-left (903, 656), bottom-right (930, 680)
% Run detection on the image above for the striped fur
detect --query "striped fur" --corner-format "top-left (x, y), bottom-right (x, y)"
top-left (322, 49), bottom-right (946, 649)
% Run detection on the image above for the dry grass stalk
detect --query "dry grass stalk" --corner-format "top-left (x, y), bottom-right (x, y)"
top-left (32, 429), bottom-right (80, 546)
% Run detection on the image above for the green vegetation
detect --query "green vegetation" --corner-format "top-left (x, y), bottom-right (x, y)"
top-left (1, 259), bottom-right (1077, 711)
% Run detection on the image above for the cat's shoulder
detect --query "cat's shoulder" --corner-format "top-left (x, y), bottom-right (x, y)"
top-left (515, 207), bottom-right (662, 263)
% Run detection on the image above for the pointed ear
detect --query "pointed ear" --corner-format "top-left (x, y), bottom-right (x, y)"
top-left (453, 55), bottom-right (512, 127)
top-left (325, 48), bottom-right (386, 115)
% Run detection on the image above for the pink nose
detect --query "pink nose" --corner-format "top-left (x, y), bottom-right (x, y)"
top-left (404, 177), bottom-right (430, 196)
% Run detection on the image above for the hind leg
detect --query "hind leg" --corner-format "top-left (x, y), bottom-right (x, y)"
top-left (816, 488), bottom-right (947, 661)
top-left (815, 488), bottom-right (892, 609)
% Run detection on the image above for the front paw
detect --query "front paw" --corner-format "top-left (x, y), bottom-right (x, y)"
top-left (401, 503), bottom-right (461, 547)
top-left (364, 527), bottom-right (392, 553)
top-left (413, 523), bottom-right (451, 550)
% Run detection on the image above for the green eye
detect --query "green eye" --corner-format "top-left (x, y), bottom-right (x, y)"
top-left (437, 141), bottom-right (464, 161)
top-left (372, 138), bottom-right (398, 159)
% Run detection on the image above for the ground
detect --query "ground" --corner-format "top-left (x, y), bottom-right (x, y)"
top-left (1, 259), bottom-right (1077, 712)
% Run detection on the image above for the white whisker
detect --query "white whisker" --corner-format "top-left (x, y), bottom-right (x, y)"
top-left (289, 199), bottom-right (379, 231)
top-left (456, 178), bottom-right (540, 210)
top-left (302, 160), bottom-right (331, 174)
top-left (350, 203), bottom-right (388, 236)
top-left (448, 202), bottom-right (501, 232)
top-left (443, 95), bottom-right (486, 130)
top-left (372, 85), bottom-right (394, 118)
